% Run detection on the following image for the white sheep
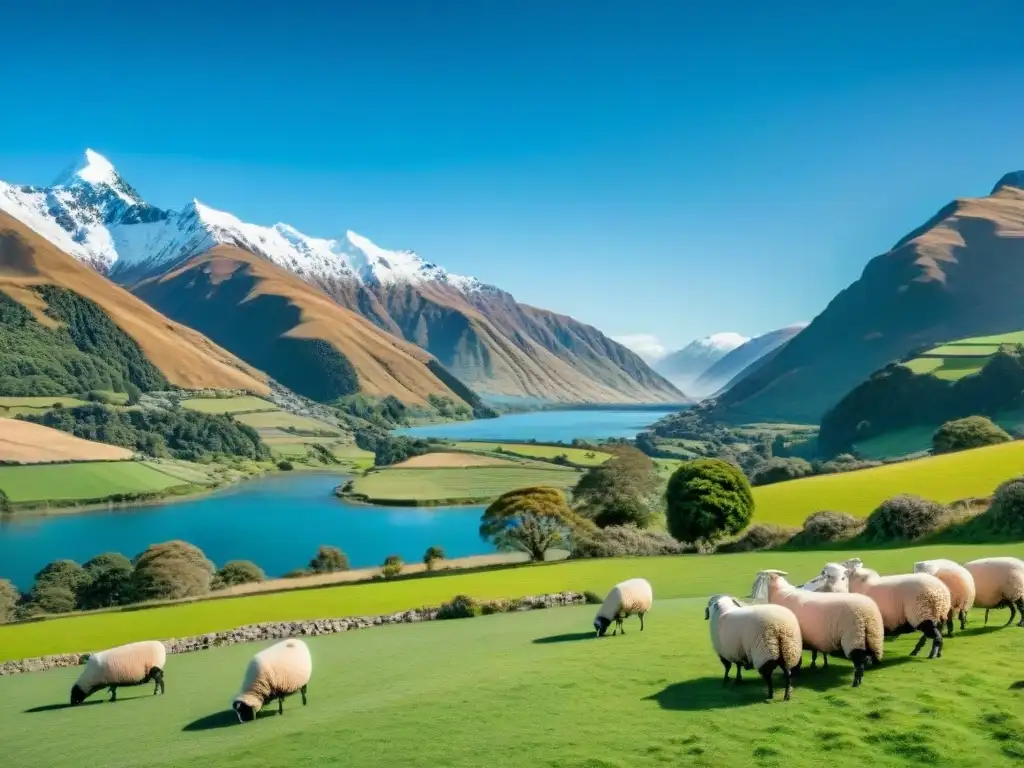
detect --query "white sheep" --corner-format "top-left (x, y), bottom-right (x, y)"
top-left (233, 638), bottom-right (313, 723)
top-left (593, 578), bottom-right (653, 637)
top-left (751, 569), bottom-right (883, 688)
top-left (805, 560), bottom-right (950, 659)
top-left (70, 640), bottom-right (166, 705)
top-left (913, 559), bottom-right (976, 634)
top-left (964, 556), bottom-right (1024, 628)
top-left (704, 594), bottom-right (802, 701)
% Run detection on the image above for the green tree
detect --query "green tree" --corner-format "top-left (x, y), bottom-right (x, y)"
top-left (750, 457), bottom-right (814, 486)
top-left (480, 486), bottom-right (590, 562)
top-left (381, 554), bottom-right (403, 579)
top-left (572, 446), bottom-right (660, 529)
top-left (33, 559), bottom-right (90, 595)
top-left (78, 553), bottom-right (134, 609)
top-left (22, 584), bottom-right (77, 616)
top-left (0, 579), bottom-right (19, 624)
top-left (309, 545), bottom-right (350, 573)
top-left (423, 546), bottom-right (445, 571)
top-left (0, 488), bottom-right (10, 514)
top-left (131, 540), bottom-right (215, 601)
top-left (932, 416), bottom-right (1011, 454)
top-left (665, 459), bottom-right (754, 545)
top-left (213, 560), bottom-right (266, 589)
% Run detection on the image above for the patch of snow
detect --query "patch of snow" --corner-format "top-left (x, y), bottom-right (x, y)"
top-left (612, 334), bottom-right (668, 363)
top-left (698, 332), bottom-right (749, 351)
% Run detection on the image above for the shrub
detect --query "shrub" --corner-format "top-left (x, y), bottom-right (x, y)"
top-left (381, 554), bottom-right (403, 579)
top-left (982, 476), bottom-right (1024, 537)
top-left (131, 540), bottom-right (215, 601)
top-left (816, 454), bottom-right (881, 475)
top-left (22, 584), bottom-right (77, 616)
top-left (571, 525), bottom-right (690, 558)
top-left (32, 559), bottom-right (90, 595)
top-left (78, 553), bottom-right (133, 609)
top-left (423, 546), bottom-right (445, 570)
top-left (213, 560), bottom-right (266, 589)
top-left (0, 488), bottom-right (10, 514)
top-left (864, 494), bottom-right (951, 542)
top-left (437, 594), bottom-right (479, 620)
top-left (665, 459), bottom-right (754, 544)
top-left (283, 568), bottom-right (312, 579)
top-left (750, 457), bottom-right (814, 486)
top-left (0, 579), bottom-right (19, 623)
top-left (309, 545), bottom-right (349, 573)
top-left (583, 590), bottom-right (602, 605)
top-left (277, 460), bottom-right (294, 471)
top-left (717, 523), bottom-right (798, 553)
top-left (795, 510), bottom-right (865, 544)
top-left (933, 416), bottom-right (1012, 454)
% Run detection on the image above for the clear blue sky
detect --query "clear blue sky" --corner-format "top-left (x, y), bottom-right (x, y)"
top-left (3, 1), bottom-right (1024, 354)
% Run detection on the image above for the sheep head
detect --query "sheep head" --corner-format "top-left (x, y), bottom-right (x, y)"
top-left (750, 569), bottom-right (788, 602)
top-left (705, 594), bottom-right (742, 620)
top-left (803, 563), bottom-right (850, 592)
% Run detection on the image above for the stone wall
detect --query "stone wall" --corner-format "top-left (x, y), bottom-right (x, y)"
top-left (0, 591), bottom-right (589, 676)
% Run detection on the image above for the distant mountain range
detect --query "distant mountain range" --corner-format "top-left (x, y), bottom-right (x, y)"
top-left (692, 324), bottom-right (808, 397)
top-left (654, 333), bottom-right (748, 395)
top-left (714, 171), bottom-right (1024, 423)
top-left (0, 150), bottom-right (683, 406)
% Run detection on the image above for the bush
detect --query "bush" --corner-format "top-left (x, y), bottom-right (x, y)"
top-left (717, 523), bottom-right (798, 553)
top-left (0, 488), bottom-right (10, 514)
top-left (864, 494), bottom-right (951, 542)
top-left (982, 476), bottom-right (1024, 537)
top-left (816, 454), bottom-right (881, 475)
top-left (381, 555), bottom-right (403, 580)
top-left (213, 560), bottom-right (266, 589)
top-left (583, 590), bottom-right (602, 605)
top-left (32, 559), bottom-right (90, 595)
top-left (437, 594), bottom-right (479, 620)
top-left (283, 568), bottom-right (312, 579)
top-left (309, 545), bottom-right (350, 574)
top-left (78, 553), bottom-right (133, 609)
top-left (423, 546), bottom-right (445, 570)
top-left (665, 459), bottom-right (755, 544)
top-left (277, 460), bottom-right (294, 471)
top-left (0, 579), bottom-right (19, 623)
top-left (795, 510), bottom-right (865, 544)
top-left (750, 457), bottom-right (814, 486)
top-left (933, 416), bottom-right (1011, 454)
top-left (22, 584), bottom-right (77, 616)
top-left (131, 540), bottom-right (215, 601)
top-left (571, 525), bottom-right (690, 558)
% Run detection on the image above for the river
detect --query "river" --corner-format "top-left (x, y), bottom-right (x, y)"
top-left (0, 407), bottom-right (678, 589)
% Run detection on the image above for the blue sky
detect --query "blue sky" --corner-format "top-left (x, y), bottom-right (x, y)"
top-left (3, 1), bottom-right (1024, 355)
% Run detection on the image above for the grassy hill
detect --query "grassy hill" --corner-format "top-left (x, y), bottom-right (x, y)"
top-left (0, 418), bottom-right (133, 463)
top-left (0, 461), bottom-right (193, 506)
top-left (902, 330), bottom-right (1024, 380)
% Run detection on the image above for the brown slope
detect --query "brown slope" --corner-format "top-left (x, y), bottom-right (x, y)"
top-left (0, 418), bottom-right (133, 463)
top-left (0, 212), bottom-right (269, 394)
top-left (132, 245), bottom-right (472, 407)
top-left (342, 280), bottom-right (685, 404)
top-left (715, 177), bottom-right (1024, 423)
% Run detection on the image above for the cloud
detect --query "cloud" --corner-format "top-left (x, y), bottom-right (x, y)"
top-left (613, 334), bottom-right (668, 363)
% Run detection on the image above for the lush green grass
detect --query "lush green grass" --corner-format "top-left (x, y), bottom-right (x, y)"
top-left (348, 465), bottom-right (580, 503)
top-left (0, 396), bottom-right (89, 408)
top-left (753, 441), bottom-right (1024, 525)
top-left (4, 548), bottom-right (1024, 768)
top-left (450, 441), bottom-right (611, 466)
top-left (180, 396), bottom-right (278, 414)
top-left (901, 332), bottom-right (1024, 382)
top-left (233, 410), bottom-right (344, 435)
top-left (921, 344), bottom-right (1002, 357)
top-left (956, 330), bottom-right (1024, 345)
top-left (903, 356), bottom-right (986, 381)
top-left (853, 425), bottom-right (937, 459)
top-left (0, 461), bottom-right (190, 503)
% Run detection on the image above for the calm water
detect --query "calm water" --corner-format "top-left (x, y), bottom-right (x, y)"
top-left (398, 407), bottom-right (681, 442)
top-left (0, 474), bottom-right (487, 589)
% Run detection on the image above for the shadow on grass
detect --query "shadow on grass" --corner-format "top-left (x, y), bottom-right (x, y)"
top-left (957, 626), bottom-right (1004, 638)
top-left (183, 710), bottom-right (242, 731)
top-left (24, 700), bottom-right (105, 714)
top-left (1010, 681), bottom-right (1024, 690)
top-left (793, 655), bottom-right (916, 691)
top-left (532, 632), bottom-right (595, 645)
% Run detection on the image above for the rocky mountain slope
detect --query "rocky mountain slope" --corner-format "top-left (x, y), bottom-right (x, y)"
top-left (692, 323), bottom-right (807, 397)
top-left (654, 332), bottom-right (748, 395)
top-left (0, 150), bottom-right (684, 405)
top-left (715, 173), bottom-right (1024, 423)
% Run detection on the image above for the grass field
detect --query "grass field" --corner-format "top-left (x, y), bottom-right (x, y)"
top-left (5, 595), bottom-right (1023, 768)
top-left (450, 441), bottom-right (611, 466)
top-left (0, 396), bottom-right (89, 408)
top-left (180, 396), bottom-right (278, 414)
top-left (393, 452), bottom-right (522, 468)
top-left (752, 440), bottom-right (1024, 525)
top-left (233, 410), bottom-right (344, 435)
top-left (853, 425), bottom-right (937, 459)
top-left (347, 465), bottom-right (580, 503)
top-left (0, 461), bottom-right (191, 503)
top-left (901, 330), bottom-right (1024, 381)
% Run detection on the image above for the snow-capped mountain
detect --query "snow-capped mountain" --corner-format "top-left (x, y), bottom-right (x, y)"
top-left (654, 332), bottom-right (749, 394)
top-left (0, 149), bottom-right (484, 291)
top-left (692, 323), bottom-right (808, 397)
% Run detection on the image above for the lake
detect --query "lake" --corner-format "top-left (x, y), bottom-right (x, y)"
top-left (0, 474), bottom-right (487, 589)
top-left (398, 407), bottom-right (681, 442)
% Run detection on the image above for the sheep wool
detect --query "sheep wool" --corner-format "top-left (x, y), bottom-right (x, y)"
top-left (913, 559), bottom-right (976, 633)
top-left (751, 569), bottom-right (883, 687)
top-left (964, 557), bottom-right (1024, 628)
top-left (70, 640), bottom-right (166, 705)
top-left (594, 578), bottom-right (653, 637)
top-left (705, 595), bottom-right (801, 701)
top-left (233, 638), bottom-right (312, 722)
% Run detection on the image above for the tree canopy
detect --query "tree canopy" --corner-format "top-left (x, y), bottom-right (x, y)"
top-left (572, 446), bottom-right (660, 528)
top-left (665, 458), bottom-right (754, 544)
top-left (932, 416), bottom-right (1011, 454)
top-left (480, 486), bottom-right (590, 561)
top-left (309, 545), bottom-right (350, 573)
top-left (131, 540), bottom-right (215, 601)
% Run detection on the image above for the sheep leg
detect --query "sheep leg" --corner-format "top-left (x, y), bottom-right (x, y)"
top-left (758, 661), bottom-right (777, 700)
top-left (1006, 602), bottom-right (1017, 627)
top-left (849, 649), bottom-right (867, 688)
top-left (959, 609), bottom-right (968, 632)
top-left (780, 664), bottom-right (793, 701)
top-left (108, 685), bottom-right (117, 703)
top-left (945, 610), bottom-right (955, 638)
top-left (278, 695), bottom-right (285, 715)
top-left (639, 612), bottom-right (645, 632)
top-left (985, 608), bottom-right (990, 626)
top-left (720, 657), bottom-right (732, 686)
top-left (918, 620), bottom-right (943, 659)
top-left (1016, 599), bottom-right (1024, 627)
top-left (810, 649), bottom-right (818, 669)
top-left (301, 684), bottom-right (308, 705)
top-left (151, 667), bottom-right (165, 695)
top-left (735, 665), bottom-right (744, 684)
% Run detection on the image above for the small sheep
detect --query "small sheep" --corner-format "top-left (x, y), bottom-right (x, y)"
top-left (964, 556), bottom-right (1024, 628)
top-left (593, 578), bottom-right (653, 637)
top-left (752, 569), bottom-right (883, 688)
top-left (70, 640), bottom-right (166, 706)
top-left (807, 560), bottom-right (950, 659)
top-left (233, 638), bottom-right (313, 723)
top-left (913, 558), bottom-right (976, 634)
top-left (704, 594), bottom-right (801, 701)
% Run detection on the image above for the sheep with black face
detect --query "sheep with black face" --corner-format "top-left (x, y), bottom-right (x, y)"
top-left (593, 578), bottom-right (653, 637)
top-left (232, 638), bottom-right (312, 723)
top-left (70, 640), bottom-right (166, 705)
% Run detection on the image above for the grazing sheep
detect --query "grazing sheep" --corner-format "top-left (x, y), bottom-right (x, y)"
top-left (806, 560), bottom-right (950, 659)
top-left (913, 559), bottom-right (976, 634)
top-left (751, 569), bottom-right (883, 688)
top-left (233, 638), bottom-right (312, 723)
top-left (593, 578), bottom-right (653, 637)
top-left (964, 557), bottom-right (1024, 628)
top-left (704, 594), bottom-right (802, 701)
top-left (70, 640), bottom-right (166, 705)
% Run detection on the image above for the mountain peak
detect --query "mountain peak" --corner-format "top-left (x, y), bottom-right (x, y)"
top-left (696, 332), bottom-right (749, 351)
top-left (54, 148), bottom-right (120, 187)
top-left (991, 171), bottom-right (1024, 194)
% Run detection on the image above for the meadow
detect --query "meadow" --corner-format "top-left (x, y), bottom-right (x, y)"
top-left (233, 410), bottom-right (345, 435)
top-left (450, 441), bottom-right (612, 466)
top-left (751, 440), bottom-right (1024, 525)
top-left (346, 465), bottom-right (581, 503)
top-left (901, 330), bottom-right (1024, 381)
top-left (3, 570), bottom-right (1023, 767)
top-left (0, 461), bottom-right (191, 504)
top-left (180, 396), bottom-right (278, 414)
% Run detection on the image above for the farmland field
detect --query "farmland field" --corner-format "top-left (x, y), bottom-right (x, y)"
top-left (0, 461), bottom-right (191, 504)
top-left (4, 586), bottom-right (1022, 768)
top-left (0, 419), bottom-right (133, 464)
top-left (180, 396), bottom-right (278, 414)
top-left (450, 441), bottom-right (611, 465)
top-left (393, 452), bottom-right (522, 468)
top-left (752, 440), bottom-right (1024, 525)
top-left (901, 330), bottom-right (1024, 381)
top-left (852, 425), bottom-right (937, 459)
top-left (0, 396), bottom-right (89, 408)
top-left (233, 410), bottom-right (344, 435)
top-left (347, 465), bottom-right (580, 503)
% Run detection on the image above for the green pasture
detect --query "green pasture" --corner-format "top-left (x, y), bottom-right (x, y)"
top-left (450, 441), bottom-right (611, 466)
top-left (853, 426), bottom-right (937, 459)
top-left (903, 356), bottom-right (986, 381)
top-left (180, 396), bottom-right (278, 415)
top-left (752, 441), bottom-right (1024, 525)
top-left (347, 465), bottom-right (580, 503)
top-left (233, 411), bottom-right (344, 435)
top-left (0, 461), bottom-right (191, 504)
